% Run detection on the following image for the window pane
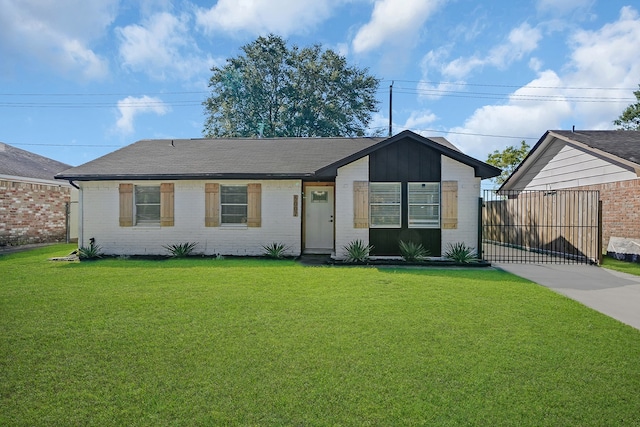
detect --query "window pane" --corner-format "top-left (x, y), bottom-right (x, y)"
top-left (408, 182), bottom-right (439, 228)
top-left (221, 185), bottom-right (248, 224)
top-left (370, 182), bottom-right (401, 228)
top-left (135, 186), bottom-right (161, 225)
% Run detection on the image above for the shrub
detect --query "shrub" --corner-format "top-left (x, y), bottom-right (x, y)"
top-left (444, 242), bottom-right (477, 263)
top-left (163, 242), bottom-right (198, 258)
top-left (78, 242), bottom-right (102, 260)
top-left (399, 240), bottom-right (430, 262)
top-left (262, 242), bottom-right (289, 259)
top-left (343, 239), bottom-right (373, 263)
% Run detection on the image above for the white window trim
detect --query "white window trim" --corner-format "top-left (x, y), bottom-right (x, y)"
top-left (220, 184), bottom-right (248, 225)
top-left (134, 185), bottom-right (161, 226)
top-left (408, 182), bottom-right (440, 229)
top-left (369, 182), bottom-right (402, 228)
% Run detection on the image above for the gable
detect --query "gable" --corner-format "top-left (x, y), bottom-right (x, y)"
top-left (369, 138), bottom-right (440, 181)
top-left (502, 131), bottom-right (640, 191)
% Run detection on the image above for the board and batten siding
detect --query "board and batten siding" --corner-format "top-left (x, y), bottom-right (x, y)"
top-left (79, 180), bottom-right (302, 256)
top-left (511, 140), bottom-right (637, 191)
top-left (334, 157), bottom-right (370, 260)
top-left (441, 156), bottom-right (481, 253)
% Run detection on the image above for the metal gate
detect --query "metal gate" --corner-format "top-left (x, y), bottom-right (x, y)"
top-left (481, 190), bottom-right (602, 264)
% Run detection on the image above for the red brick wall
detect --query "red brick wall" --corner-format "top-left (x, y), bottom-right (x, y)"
top-left (0, 179), bottom-right (71, 246)
top-left (573, 178), bottom-right (640, 250)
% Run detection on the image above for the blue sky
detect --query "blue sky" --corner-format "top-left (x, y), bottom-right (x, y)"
top-left (1, 0), bottom-right (639, 168)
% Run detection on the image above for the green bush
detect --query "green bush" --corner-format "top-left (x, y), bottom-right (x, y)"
top-left (163, 242), bottom-right (198, 258)
top-left (78, 243), bottom-right (102, 260)
top-left (399, 240), bottom-right (430, 262)
top-left (262, 242), bottom-right (289, 259)
top-left (343, 239), bottom-right (373, 263)
top-left (444, 242), bottom-right (477, 263)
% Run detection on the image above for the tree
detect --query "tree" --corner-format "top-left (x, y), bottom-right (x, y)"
top-left (613, 85), bottom-right (640, 130)
top-left (203, 34), bottom-right (380, 138)
top-left (486, 140), bottom-right (530, 185)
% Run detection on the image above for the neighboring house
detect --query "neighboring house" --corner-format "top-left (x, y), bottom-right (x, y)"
top-left (0, 142), bottom-right (78, 246)
top-left (499, 130), bottom-right (640, 255)
top-left (55, 130), bottom-right (500, 259)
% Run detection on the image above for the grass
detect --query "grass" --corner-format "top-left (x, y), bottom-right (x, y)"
top-left (2, 244), bottom-right (640, 426)
top-left (602, 255), bottom-right (640, 276)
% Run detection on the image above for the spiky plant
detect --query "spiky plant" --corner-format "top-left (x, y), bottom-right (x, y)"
top-left (399, 240), bottom-right (430, 262)
top-left (444, 242), bottom-right (477, 263)
top-left (163, 242), bottom-right (198, 258)
top-left (262, 242), bottom-right (289, 259)
top-left (343, 239), bottom-right (373, 263)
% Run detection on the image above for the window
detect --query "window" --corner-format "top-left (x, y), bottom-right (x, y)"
top-left (369, 182), bottom-right (401, 228)
top-left (221, 185), bottom-right (248, 224)
top-left (408, 182), bottom-right (440, 228)
top-left (135, 185), bottom-right (161, 225)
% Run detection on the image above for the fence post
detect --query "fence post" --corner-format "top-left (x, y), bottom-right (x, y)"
top-left (597, 199), bottom-right (603, 265)
top-left (478, 197), bottom-right (484, 260)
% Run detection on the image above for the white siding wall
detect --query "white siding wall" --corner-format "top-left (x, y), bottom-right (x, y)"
top-left (334, 157), bottom-right (369, 259)
top-left (514, 140), bottom-right (637, 190)
top-left (79, 179), bottom-right (302, 256)
top-left (441, 156), bottom-right (481, 254)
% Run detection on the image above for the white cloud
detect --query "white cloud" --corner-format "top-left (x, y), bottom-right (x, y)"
top-left (537, 0), bottom-right (593, 15)
top-left (196, 0), bottom-right (336, 36)
top-left (442, 23), bottom-right (542, 79)
top-left (0, 0), bottom-right (115, 80)
top-left (116, 12), bottom-right (215, 81)
top-left (115, 96), bottom-right (170, 134)
top-left (444, 6), bottom-right (640, 161)
top-left (403, 110), bottom-right (438, 129)
top-left (352, 0), bottom-right (444, 54)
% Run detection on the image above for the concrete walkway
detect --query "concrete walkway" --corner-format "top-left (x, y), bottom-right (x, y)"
top-left (494, 262), bottom-right (640, 331)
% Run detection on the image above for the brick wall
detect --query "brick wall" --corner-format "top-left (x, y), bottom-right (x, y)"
top-left (573, 178), bottom-right (640, 249)
top-left (0, 179), bottom-right (71, 246)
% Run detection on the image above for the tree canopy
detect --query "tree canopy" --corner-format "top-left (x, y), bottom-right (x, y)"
top-left (613, 85), bottom-right (640, 130)
top-left (203, 34), bottom-right (380, 138)
top-left (486, 140), bottom-right (530, 185)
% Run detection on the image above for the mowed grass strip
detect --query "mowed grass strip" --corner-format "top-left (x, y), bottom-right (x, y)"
top-left (2, 244), bottom-right (639, 426)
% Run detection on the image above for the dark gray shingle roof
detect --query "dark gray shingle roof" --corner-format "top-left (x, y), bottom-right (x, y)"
top-left (552, 130), bottom-right (640, 164)
top-left (0, 143), bottom-right (71, 181)
top-left (56, 131), bottom-right (500, 181)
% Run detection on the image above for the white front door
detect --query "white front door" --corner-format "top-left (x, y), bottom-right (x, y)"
top-left (304, 186), bottom-right (334, 253)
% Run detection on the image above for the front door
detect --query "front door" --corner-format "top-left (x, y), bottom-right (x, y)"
top-left (304, 185), bottom-right (334, 253)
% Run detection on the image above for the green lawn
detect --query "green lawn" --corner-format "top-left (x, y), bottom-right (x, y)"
top-left (2, 244), bottom-right (640, 426)
top-left (602, 256), bottom-right (640, 276)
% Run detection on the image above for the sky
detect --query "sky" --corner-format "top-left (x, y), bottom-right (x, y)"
top-left (1, 0), bottom-right (639, 170)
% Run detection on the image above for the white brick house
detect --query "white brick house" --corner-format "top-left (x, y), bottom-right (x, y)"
top-left (55, 130), bottom-right (500, 259)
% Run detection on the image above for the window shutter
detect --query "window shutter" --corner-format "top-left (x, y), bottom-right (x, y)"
top-left (353, 181), bottom-right (369, 228)
top-left (119, 183), bottom-right (133, 227)
top-left (442, 180), bottom-right (458, 229)
top-left (247, 183), bottom-right (261, 227)
top-left (205, 183), bottom-right (220, 227)
top-left (160, 183), bottom-right (174, 226)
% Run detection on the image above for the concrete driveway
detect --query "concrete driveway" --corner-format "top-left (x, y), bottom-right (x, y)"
top-left (494, 263), bottom-right (640, 331)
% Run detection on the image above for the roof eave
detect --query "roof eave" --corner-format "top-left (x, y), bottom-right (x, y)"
top-left (54, 172), bottom-right (315, 181)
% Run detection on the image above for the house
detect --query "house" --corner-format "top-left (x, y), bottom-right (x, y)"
top-left (55, 130), bottom-right (500, 259)
top-left (499, 130), bottom-right (640, 258)
top-left (0, 142), bottom-right (78, 246)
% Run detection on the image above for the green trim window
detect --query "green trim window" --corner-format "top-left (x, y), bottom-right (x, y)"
top-left (369, 182), bottom-right (401, 228)
top-left (135, 186), bottom-right (161, 225)
top-left (408, 182), bottom-right (440, 228)
top-left (221, 185), bottom-right (248, 224)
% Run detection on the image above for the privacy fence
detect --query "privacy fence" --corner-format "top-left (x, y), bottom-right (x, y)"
top-left (481, 190), bottom-right (601, 264)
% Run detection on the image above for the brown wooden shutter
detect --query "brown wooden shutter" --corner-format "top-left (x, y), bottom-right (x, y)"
top-left (442, 180), bottom-right (458, 229)
top-left (205, 183), bottom-right (220, 227)
top-left (247, 183), bottom-right (261, 227)
top-left (353, 181), bottom-right (369, 228)
top-left (119, 183), bottom-right (133, 227)
top-left (160, 183), bottom-right (174, 226)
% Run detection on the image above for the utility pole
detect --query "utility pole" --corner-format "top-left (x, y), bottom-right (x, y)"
top-left (389, 81), bottom-right (393, 137)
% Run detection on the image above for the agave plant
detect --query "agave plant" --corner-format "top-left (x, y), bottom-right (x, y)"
top-left (163, 242), bottom-right (198, 258)
top-left (78, 243), bottom-right (102, 260)
top-left (444, 242), bottom-right (477, 263)
top-left (399, 240), bottom-right (430, 262)
top-left (262, 242), bottom-right (289, 259)
top-left (343, 239), bottom-right (373, 263)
